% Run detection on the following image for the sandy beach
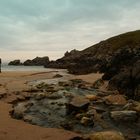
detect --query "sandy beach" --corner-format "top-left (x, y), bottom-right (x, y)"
top-left (0, 70), bottom-right (103, 140)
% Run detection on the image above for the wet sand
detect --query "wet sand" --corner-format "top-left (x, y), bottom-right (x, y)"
top-left (0, 71), bottom-right (103, 140)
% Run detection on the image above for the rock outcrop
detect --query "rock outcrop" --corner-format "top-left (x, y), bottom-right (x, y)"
top-left (8, 60), bottom-right (22, 66)
top-left (9, 56), bottom-right (50, 66)
top-left (23, 56), bottom-right (50, 66)
top-left (46, 30), bottom-right (140, 100)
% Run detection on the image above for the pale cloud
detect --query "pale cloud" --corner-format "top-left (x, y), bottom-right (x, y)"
top-left (0, 0), bottom-right (140, 62)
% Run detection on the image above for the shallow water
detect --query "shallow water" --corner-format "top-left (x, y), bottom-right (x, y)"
top-left (1, 64), bottom-right (63, 72)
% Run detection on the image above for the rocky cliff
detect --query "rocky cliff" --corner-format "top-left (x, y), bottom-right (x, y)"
top-left (46, 30), bottom-right (140, 100)
top-left (8, 56), bottom-right (50, 66)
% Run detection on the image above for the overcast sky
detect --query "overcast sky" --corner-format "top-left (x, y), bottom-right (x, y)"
top-left (0, 0), bottom-right (140, 62)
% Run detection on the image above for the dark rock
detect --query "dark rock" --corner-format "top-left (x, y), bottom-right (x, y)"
top-left (0, 92), bottom-right (7, 99)
top-left (8, 60), bottom-right (22, 65)
top-left (53, 74), bottom-right (63, 78)
top-left (46, 93), bottom-right (62, 99)
top-left (110, 110), bottom-right (137, 122)
top-left (66, 96), bottom-right (90, 115)
top-left (80, 116), bottom-right (94, 126)
top-left (92, 79), bottom-right (104, 89)
top-left (23, 56), bottom-right (49, 66)
top-left (108, 60), bottom-right (140, 100)
top-left (70, 137), bottom-right (84, 140)
top-left (60, 121), bottom-right (73, 130)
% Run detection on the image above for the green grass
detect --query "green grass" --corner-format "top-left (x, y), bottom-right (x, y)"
top-left (83, 30), bottom-right (140, 53)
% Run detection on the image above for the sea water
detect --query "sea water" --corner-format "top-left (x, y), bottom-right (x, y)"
top-left (1, 64), bottom-right (52, 72)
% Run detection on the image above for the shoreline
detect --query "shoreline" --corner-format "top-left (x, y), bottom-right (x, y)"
top-left (0, 70), bottom-right (103, 140)
top-left (0, 70), bottom-right (79, 140)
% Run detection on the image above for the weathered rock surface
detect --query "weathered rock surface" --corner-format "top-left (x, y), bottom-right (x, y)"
top-left (104, 95), bottom-right (127, 105)
top-left (89, 131), bottom-right (125, 140)
top-left (108, 60), bottom-right (140, 100)
top-left (66, 96), bottom-right (90, 114)
top-left (12, 102), bottom-right (32, 119)
top-left (110, 110), bottom-right (137, 122)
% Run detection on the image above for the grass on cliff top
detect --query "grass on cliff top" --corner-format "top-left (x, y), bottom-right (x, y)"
top-left (84, 30), bottom-right (140, 53)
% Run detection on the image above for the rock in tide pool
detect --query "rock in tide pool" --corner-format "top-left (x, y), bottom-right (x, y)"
top-left (34, 92), bottom-right (46, 100)
top-left (85, 95), bottom-right (99, 101)
top-left (80, 116), bottom-right (94, 126)
top-left (92, 79), bottom-right (104, 89)
top-left (132, 102), bottom-right (140, 113)
top-left (53, 74), bottom-right (63, 78)
top-left (110, 110), bottom-right (137, 122)
top-left (89, 131), bottom-right (125, 140)
top-left (66, 96), bottom-right (90, 114)
top-left (12, 103), bottom-right (27, 119)
top-left (125, 101), bottom-right (140, 113)
top-left (104, 94), bottom-right (127, 105)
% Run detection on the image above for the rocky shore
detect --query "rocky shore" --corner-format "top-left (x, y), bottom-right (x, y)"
top-left (8, 31), bottom-right (140, 103)
top-left (0, 70), bottom-right (139, 140)
top-left (5, 30), bottom-right (140, 140)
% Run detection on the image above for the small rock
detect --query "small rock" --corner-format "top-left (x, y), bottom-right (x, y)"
top-left (132, 102), bottom-right (140, 113)
top-left (75, 113), bottom-right (84, 120)
top-left (92, 106), bottom-right (106, 113)
top-left (89, 131), bottom-right (125, 140)
top-left (17, 95), bottom-right (26, 101)
top-left (53, 74), bottom-right (63, 78)
top-left (80, 117), bottom-right (94, 126)
top-left (60, 122), bottom-right (73, 130)
top-left (85, 95), bottom-right (99, 101)
top-left (124, 101), bottom-right (140, 113)
top-left (12, 103), bottom-right (27, 119)
top-left (86, 109), bottom-right (95, 117)
top-left (24, 87), bottom-right (41, 93)
top-left (23, 115), bottom-right (34, 122)
top-left (92, 79), bottom-right (104, 89)
top-left (58, 81), bottom-right (70, 87)
top-left (78, 84), bottom-right (89, 89)
top-left (46, 93), bottom-right (62, 99)
top-left (104, 94), bottom-right (127, 105)
top-left (34, 92), bottom-right (46, 100)
top-left (0, 92), bottom-right (6, 99)
top-left (110, 110), bottom-right (137, 122)
top-left (66, 96), bottom-right (90, 114)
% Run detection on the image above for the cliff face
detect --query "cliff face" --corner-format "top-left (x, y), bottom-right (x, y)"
top-left (47, 30), bottom-right (140, 75)
top-left (47, 30), bottom-right (140, 100)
